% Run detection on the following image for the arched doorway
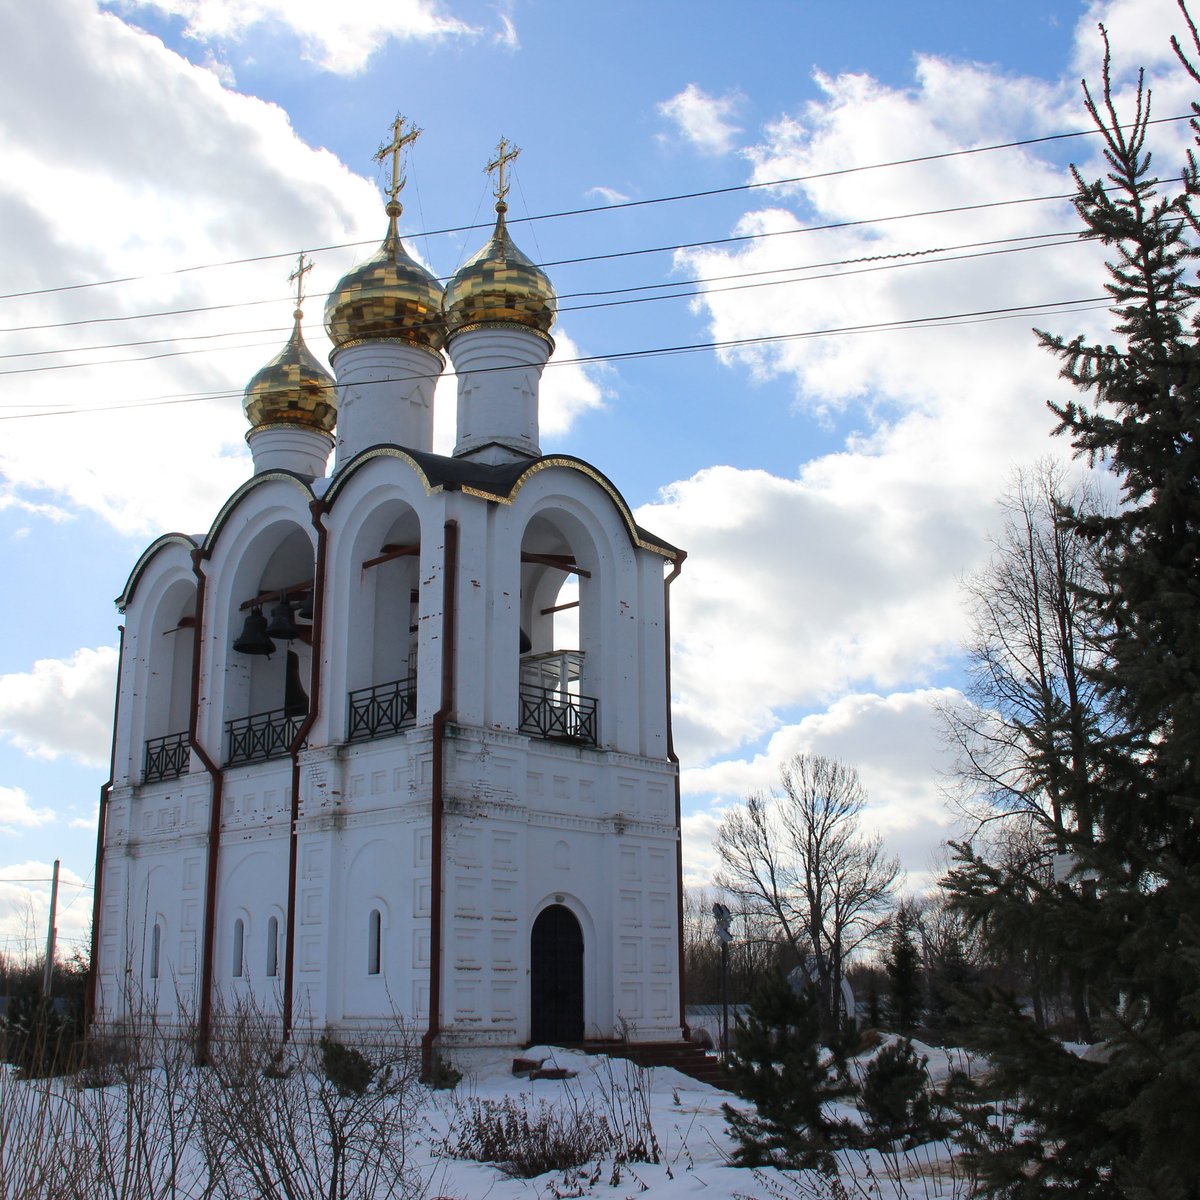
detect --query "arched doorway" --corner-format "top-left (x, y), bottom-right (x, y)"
top-left (530, 905), bottom-right (584, 1044)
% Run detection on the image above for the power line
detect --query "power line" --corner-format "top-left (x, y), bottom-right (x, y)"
top-left (0, 877), bottom-right (92, 889)
top-left (0, 231), bottom-right (1088, 368)
top-left (0, 183), bottom-right (1088, 339)
top-left (0, 112), bottom-right (1187, 306)
top-left (0, 295), bottom-right (1111, 422)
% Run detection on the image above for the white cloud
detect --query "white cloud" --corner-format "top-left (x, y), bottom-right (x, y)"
top-left (655, 30), bottom-right (1178, 884)
top-left (1074, 0), bottom-right (1189, 74)
top-left (0, 647), bottom-right (118, 767)
top-left (493, 3), bottom-right (519, 51)
top-left (681, 689), bottom-right (963, 891)
top-left (1, 1), bottom-right (605, 539)
top-left (431, 326), bottom-right (606, 454)
top-left (106, 0), bottom-right (479, 74)
top-left (200, 47), bottom-right (236, 86)
top-left (586, 185), bottom-right (632, 205)
top-left (0, 787), bottom-right (57, 832)
top-left (0, 493), bottom-right (74, 523)
top-left (642, 460), bottom-right (986, 763)
top-left (642, 47), bottom-right (1151, 772)
top-left (658, 83), bottom-right (745, 155)
top-left (0, 861), bottom-right (93, 951)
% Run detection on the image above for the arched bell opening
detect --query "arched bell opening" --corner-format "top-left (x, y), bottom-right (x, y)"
top-left (343, 503), bottom-right (422, 744)
top-left (529, 903), bottom-right (585, 1045)
top-left (222, 524), bottom-right (316, 766)
top-left (519, 511), bottom-right (601, 746)
top-left (142, 577), bottom-right (198, 783)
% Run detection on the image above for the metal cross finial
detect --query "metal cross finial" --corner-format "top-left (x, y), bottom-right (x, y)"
top-left (289, 252), bottom-right (314, 312)
top-left (486, 136), bottom-right (520, 204)
top-left (374, 114), bottom-right (421, 205)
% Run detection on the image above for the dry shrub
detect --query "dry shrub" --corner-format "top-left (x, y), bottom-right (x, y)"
top-left (445, 1093), bottom-right (616, 1178)
top-left (198, 998), bottom-right (423, 1200)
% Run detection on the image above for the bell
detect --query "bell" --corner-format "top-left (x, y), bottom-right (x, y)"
top-left (233, 606), bottom-right (275, 656)
top-left (519, 628), bottom-right (532, 654)
top-left (284, 650), bottom-right (309, 718)
top-left (296, 590), bottom-right (315, 621)
top-left (266, 592), bottom-right (301, 641)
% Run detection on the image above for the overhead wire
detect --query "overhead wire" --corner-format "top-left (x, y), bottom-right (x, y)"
top-left (0, 294), bottom-right (1111, 422)
top-left (0, 183), bottom-right (1091, 339)
top-left (0, 229), bottom-right (1090, 366)
top-left (0, 111), bottom-right (1188, 306)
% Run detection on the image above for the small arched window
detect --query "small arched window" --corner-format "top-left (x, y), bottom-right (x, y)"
top-left (232, 918), bottom-right (245, 979)
top-left (367, 909), bottom-right (382, 976)
top-left (150, 922), bottom-right (161, 981)
top-left (266, 916), bottom-right (279, 978)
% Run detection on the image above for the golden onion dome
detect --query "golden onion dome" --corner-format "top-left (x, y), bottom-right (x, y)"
top-left (324, 201), bottom-right (446, 352)
top-left (244, 310), bottom-right (337, 433)
top-left (443, 201), bottom-right (556, 340)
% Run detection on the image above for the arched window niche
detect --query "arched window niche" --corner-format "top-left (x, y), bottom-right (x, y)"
top-left (266, 915), bottom-right (280, 978)
top-left (342, 502), bottom-right (422, 745)
top-left (367, 908), bottom-right (382, 976)
top-left (221, 523), bottom-right (317, 767)
top-left (232, 917), bottom-right (245, 979)
top-left (149, 920), bottom-right (162, 982)
top-left (141, 576), bottom-right (197, 783)
top-left (518, 509), bottom-right (602, 747)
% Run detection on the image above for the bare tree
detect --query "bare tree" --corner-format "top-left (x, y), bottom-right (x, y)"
top-left (715, 753), bottom-right (900, 1038)
top-left (941, 460), bottom-right (1115, 1040)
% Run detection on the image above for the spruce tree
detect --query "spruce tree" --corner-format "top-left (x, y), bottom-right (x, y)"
top-left (721, 971), bottom-right (854, 1172)
top-left (885, 904), bottom-right (922, 1033)
top-left (948, 12), bottom-right (1200, 1197)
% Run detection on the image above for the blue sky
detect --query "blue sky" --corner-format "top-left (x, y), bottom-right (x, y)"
top-left (0, 0), bottom-right (1192, 955)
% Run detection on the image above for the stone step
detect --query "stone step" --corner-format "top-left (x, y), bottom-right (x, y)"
top-left (557, 1039), bottom-right (733, 1090)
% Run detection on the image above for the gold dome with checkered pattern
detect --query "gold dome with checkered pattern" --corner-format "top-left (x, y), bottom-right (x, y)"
top-left (243, 311), bottom-right (337, 433)
top-left (443, 202), bottom-right (556, 341)
top-left (324, 203), bottom-right (447, 353)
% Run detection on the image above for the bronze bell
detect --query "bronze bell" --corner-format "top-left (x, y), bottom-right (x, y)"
top-left (296, 589), bottom-right (315, 621)
top-left (284, 650), bottom-right (309, 718)
top-left (266, 592), bottom-right (301, 641)
top-left (519, 627), bottom-right (532, 654)
top-left (233, 605), bottom-right (275, 656)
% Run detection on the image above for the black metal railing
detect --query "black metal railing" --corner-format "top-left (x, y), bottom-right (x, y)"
top-left (225, 708), bottom-right (304, 766)
top-left (143, 731), bottom-right (190, 782)
top-left (519, 684), bottom-right (598, 746)
top-left (347, 676), bottom-right (417, 743)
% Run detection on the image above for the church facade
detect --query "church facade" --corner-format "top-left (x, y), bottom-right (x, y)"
top-left (89, 128), bottom-right (687, 1058)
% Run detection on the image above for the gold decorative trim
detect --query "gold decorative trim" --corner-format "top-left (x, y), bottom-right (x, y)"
top-left (202, 472), bottom-right (317, 556)
top-left (500, 456), bottom-right (680, 560)
top-left (323, 445), bottom-right (443, 507)
top-left (445, 322), bottom-right (555, 350)
top-left (244, 424), bottom-right (335, 445)
top-left (117, 533), bottom-right (199, 612)
top-left (329, 337), bottom-right (446, 366)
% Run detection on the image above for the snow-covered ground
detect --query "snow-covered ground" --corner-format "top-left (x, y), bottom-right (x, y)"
top-left (407, 1040), bottom-right (974, 1199)
top-left (0, 1037), bottom-right (978, 1199)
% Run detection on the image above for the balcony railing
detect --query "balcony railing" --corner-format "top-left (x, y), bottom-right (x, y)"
top-left (143, 731), bottom-right (190, 783)
top-left (519, 683), bottom-right (598, 746)
top-left (225, 707), bottom-right (304, 766)
top-left (347, 676), bottom-right (417, 743)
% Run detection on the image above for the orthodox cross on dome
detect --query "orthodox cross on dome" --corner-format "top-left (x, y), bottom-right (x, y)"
top-left (288, 252), bottom-right (313, 315)
top-left (486, 136), bottom-right (520, 206)
top-left (375, 114), bottom-right (421, 207)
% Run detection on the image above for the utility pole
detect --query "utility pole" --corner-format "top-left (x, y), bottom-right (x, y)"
top-left (42, 858), bottom-right (60, 998)
top-left (713, 901), bottom-right (733, 1060)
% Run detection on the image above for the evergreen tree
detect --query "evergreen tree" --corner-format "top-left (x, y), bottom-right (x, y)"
top-left (857, 1038), bottom-right (942, 1151)
top-left (947, 12), bottom-right (1200, 1196)
top-left (885, 904), bottom-right (922, 1033)
top-left (721, 971), bottom-right (854, 1172)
